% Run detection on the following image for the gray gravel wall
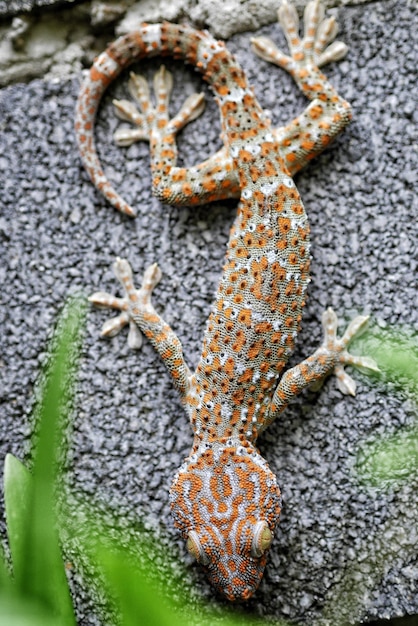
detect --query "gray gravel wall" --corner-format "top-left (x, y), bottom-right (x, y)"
top-left (0, 0), bottom-right (417, 624)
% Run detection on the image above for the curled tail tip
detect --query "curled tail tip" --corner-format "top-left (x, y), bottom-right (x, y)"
top-left (119, 203), bottom-right (137, 217)
top-left (75, 124), bottom-right (137, 217)
top-left (97, 178), bottom-right (137, 216)
top-left (106, 192), bottom-right (137, 217)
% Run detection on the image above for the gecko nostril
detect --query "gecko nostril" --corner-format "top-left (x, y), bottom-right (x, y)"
top-left (241, 587), bottom-right (254, 600)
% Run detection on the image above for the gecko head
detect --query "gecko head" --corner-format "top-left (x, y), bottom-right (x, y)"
top-left (169, 442), bottom-right (281, 601)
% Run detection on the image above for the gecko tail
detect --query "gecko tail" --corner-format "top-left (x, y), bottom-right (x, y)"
top-left (75, 26), bottom-right (167, 217)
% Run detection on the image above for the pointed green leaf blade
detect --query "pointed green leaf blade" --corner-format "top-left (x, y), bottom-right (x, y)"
top-left (3, 454), bottom-right (32, 583)
top-left (94, 542), bottom-right (185, 626)
top-left (3, 297), bottom-right (86, 625)
top-left (0, 594), bottom-right (59, 626)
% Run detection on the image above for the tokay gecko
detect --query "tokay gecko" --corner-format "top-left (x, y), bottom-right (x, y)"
top-left (75, 0), bottom-right (378, 601)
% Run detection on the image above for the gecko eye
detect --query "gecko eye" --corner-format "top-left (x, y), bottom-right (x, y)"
top-left (186, 531), bottom-right (210, 565)
top-left (251, 521), bottom-right (273, 558)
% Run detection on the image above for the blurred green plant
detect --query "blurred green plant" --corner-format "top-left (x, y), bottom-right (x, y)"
top-left (0, 297), bottom-right (284, 626)
top-left (1, 300), bottom-right (417, 626)
top-left (356, 426), bottom-right (418, 486)
top-left (355, 328), bottom-right (418, 486)
top-left (1, 295), bottom-right (85, 625)
top-left (367, 328), bottom-right (417, 390)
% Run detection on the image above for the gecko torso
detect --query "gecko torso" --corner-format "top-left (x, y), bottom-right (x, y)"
top-left (77, 0), bottom-right (377, 601)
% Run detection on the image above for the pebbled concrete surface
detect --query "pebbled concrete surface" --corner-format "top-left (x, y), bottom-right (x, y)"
top-left (0, 0), bottom-right (378, 87)
top-left (0, 0), bottom-right (377, 21)
top-left (0, 0), bottom-right (417, 624)
top-left (0, 0), bottom-right (78, 17)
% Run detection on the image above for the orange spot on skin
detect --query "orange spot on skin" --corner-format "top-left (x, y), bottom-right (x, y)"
top-left (238, 309), bottom-right (252, 327)
top-left (286, 152), bottom-right (297, 163)
top-left (90, 67), bottom-right (105, 82)
top-left (248, 340), bottom-right (264, 359)
top-left (278, 217), bottom-right (291, 234)
top-left (309, 104), bottom-right (324, 119)
top-left (238, 368), bottom-right (254, 383)
top-left (202, 178), bottom-right (217, 192)
top-left (255, 321), bottom-right (272, 334)
top-left (232, 329), bottom-right (246, 352)
top-left (182, 183), bottom-right (193, 195)
top-left (301, 140), bottom-right (315, 151)
top-left (238, 149), bottom-right (253, 163)
top-left (172, 170), bottom-right (186, 182)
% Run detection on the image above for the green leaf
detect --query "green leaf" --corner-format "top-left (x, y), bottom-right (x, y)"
top-left (3, 454), bottom-right (32, 582)
top-left (3, 297), bottom-right (87, 625)
top-left (0, 594), bottom-right (59, 626)
top-left (4, 452), bottom-right (72, 613)
top-left (356, 427), bottom-right (418, 486)
top-left (0, 547), bottom-right (12, 593)
top-left (93, 541), bottom-right (186, 626)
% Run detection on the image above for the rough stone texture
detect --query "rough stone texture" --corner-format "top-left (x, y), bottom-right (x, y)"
top-left (0, 0), bottom-right (377, 20)
top-left (0, 0), bottom-right (79, 17)
top-left (0, 3), bottom-right (103, 87)
top-left (1, 0), bottom-right (377, 86)
top-left (117, 0), bottom-right (377, 39)
top-left (0, 0), bottom-right (417, 624)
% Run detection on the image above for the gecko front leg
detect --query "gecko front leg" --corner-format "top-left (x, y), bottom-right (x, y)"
top-left (89, 259), bottom-right (193, 398)
top-left (263, 308), bottom-right (379, 429)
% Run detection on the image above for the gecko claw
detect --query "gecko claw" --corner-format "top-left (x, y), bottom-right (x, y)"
top-left (89, 259), bottom-right (163, 350)
top-left (112, 66), bottom-right (206, 148)
top-left (253, 0), bottom-right (348, 72)
top-left (322, 307), bottom-right (380, 396)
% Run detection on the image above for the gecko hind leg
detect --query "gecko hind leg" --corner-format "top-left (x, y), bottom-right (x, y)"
top-left (251, 0), bottom-right (352, 175)
top-left (89, 258), bottom-right (192, 397)
top-left (112, 66), bottom-right (240, 206)
top-left (113, 66), bottom-right (205, 147)
top-left (251, 0), bottom-right (348, 74)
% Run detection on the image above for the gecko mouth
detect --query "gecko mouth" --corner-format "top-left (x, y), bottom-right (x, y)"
top-left (205, 552), bottom-right (268, 602)
top-left (219, 575), bottom-right (262, 602)
top-left (225, 585), bottom-right (257, 602)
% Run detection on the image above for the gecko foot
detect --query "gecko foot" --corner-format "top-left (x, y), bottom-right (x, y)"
top-left (251, 0), bottom-right (348, 73)
top-left (88, 258), bottom-right (162, 350)
top-left (113, 66), bottom-right (205, 147)
top-left (319, 307), bottom-right (379, 396)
